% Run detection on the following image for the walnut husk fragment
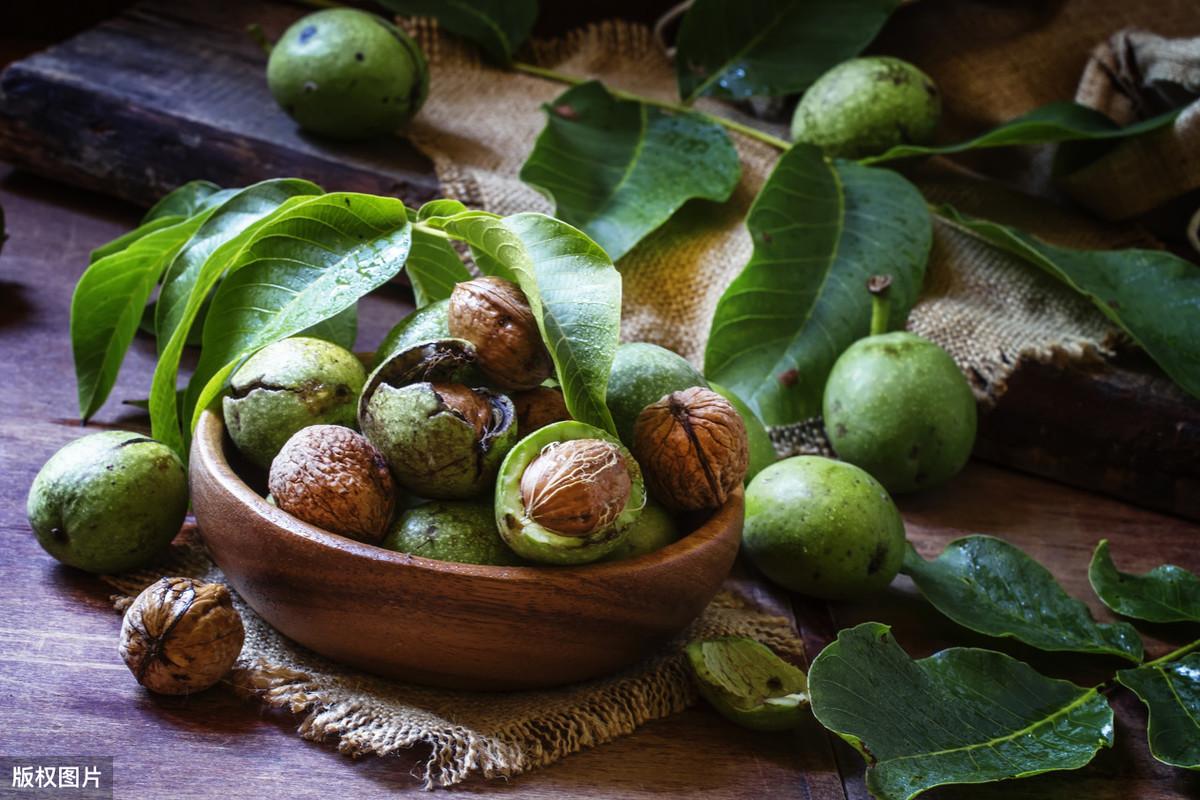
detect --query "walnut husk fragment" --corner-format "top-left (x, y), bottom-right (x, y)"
top-left (520, 439), bottom-right (632, 536)
top-left (119, 577), bottom-right (245, 695)
top-left (268, 424), bottom-right (396, 543)
top-left (448, 277), bottom-right (553, 390)
top-left (634, 387), bottom-right (748, 511)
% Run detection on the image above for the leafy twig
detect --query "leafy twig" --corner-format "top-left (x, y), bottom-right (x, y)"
top-left (511, 61), bottom-right (791, 151)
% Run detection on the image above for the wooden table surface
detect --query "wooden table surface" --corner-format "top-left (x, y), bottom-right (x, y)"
top-left (2, 165), bottom-right (1199, 799)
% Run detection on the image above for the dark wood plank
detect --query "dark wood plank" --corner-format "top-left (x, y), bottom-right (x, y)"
top-left (0, 1), bottom-right (441, 207)
top-left (976, 349), bottom-right (1200, 521)
top-left (0, 167), bottom-right (838, 799)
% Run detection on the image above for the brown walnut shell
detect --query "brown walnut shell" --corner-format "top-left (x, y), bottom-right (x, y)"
top-left (431, 382), bottom-right (494, 438)
top-left (119, 577), bottom-right (245, 695)
top-left (520, 439), bottom-right (632, 536)
top-left (512, 386), bottom-right (571, 436)
top-left (448, 276), bottom-right (553, 391)
top-left (268, 424), bottom-right (396, 543)
top-left (634, 387), bottom-right (749, 511)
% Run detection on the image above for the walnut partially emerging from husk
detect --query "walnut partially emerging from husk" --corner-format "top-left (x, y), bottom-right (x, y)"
top-left (520, 439), bottom-right (632, 536)
top-left (268, 424), bottom-right (396, 543)
top-left (119, 577), bottom-right (245, 695)
top-left (448, 277), bottom-right (553, 391)
top-left (512, 386), bottom-right (571, 436)
top-left (430, 382), bottom-right (493, 438)
top-left (634, 387), bottom-right (748, 511)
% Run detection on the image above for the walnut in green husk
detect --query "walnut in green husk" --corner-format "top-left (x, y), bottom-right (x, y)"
top-left (494, 421), bottom-right (645, 565)
top-left (382, 501), bottom-right (523, 566)
top-left (119, 577), bottom-right (245, 695)
top-left (686, 637), bottom-right (809, 731)
top-left (26, 431), bottom-right (187, 574)
top-left (359, 339), bottom-right (517, 499)
top-left (223, 336), bottom-right (366, 469)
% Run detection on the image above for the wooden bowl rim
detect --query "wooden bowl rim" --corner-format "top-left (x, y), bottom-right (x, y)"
top-left (193, 409), bottom-right (743, 581)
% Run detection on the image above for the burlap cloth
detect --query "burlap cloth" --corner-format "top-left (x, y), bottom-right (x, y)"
top-left (109, 5), bottom-right (1200, 789)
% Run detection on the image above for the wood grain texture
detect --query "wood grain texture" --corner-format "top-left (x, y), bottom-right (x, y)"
top-left (0, 1), bottom-right (441, 207)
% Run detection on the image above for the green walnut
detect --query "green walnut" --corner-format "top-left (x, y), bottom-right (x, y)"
top-left (606, 342), bottom-right (707, 446)
top-left (601, 500), bottom-right (678, 562)
top-left (791, 56), bottom-right (940, 159)
top-left (823, 276), bottom-right (976, 493)
top-left (381, 501), bottom-right (523, 566)
top-left (223, 336), bottom-right (366, 469)
top-left (376, 299), bottom-right (450, 364)
top-left (742, 456), bottom-right (906, 600)
top-left (359, 339), bottom-right (517, 499)
top-left (686, 637), bottom-right (809, 731)
top-left (27, 432), bottom-right (188, 573)
top-left (267, 8), bottom-right (429, 140)
top-left (495, 421), bottom-right (645, 565)
top-left (709, 382), bottom-right (777, 483)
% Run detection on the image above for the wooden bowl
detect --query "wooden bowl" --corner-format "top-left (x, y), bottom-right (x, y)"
top-left (189, 410), bottom-right (742, 691)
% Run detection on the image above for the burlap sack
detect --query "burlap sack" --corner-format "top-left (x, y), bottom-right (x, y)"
top-left (1062, 31), bottom-right (1200, 224)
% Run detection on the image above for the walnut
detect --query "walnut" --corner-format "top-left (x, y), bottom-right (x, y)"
top-left (430, 382), bottom-right (493, 438)
top-left (119, 577), bottom-right (245, 695)
top-left (511, 386), bottom-right (570, 436)
top-left (448, 277), bottom-right (553, 390)
top-left (520, 439), bottom-right (632, 536)
top-left (634, 387), bottom-right (749, 511)
top-left (268, 424), bottom-right (396, 543)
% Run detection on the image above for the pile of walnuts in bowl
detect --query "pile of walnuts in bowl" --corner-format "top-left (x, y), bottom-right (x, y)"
top-left (230, 277), bottom-right (751, 567)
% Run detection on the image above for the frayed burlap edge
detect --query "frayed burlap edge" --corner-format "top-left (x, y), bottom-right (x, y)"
top-left (103, 530), bottom-right (803, 789)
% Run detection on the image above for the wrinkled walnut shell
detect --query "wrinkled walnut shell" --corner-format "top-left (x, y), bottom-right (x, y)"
top-left (268, 424), bottom-right (396, 543)
top-left (119, 577), bottom-right (245, 695)
top-left (634, 387), bottom-right (748, 511)
top-left (512, 386), bottom-right (571, 436)
top-left (448, 277), bottom-right (553, 391)
top-left (520, 439), bottom-right (632, 536)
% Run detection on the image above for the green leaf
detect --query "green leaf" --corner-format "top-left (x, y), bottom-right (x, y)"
top-left (1118, 654), bottom-right (1200, 770)
top-left (704, 144), bottom-right (931, 425)
top-left (155, 179), bottom-right (324, 348)
top-left (938, 206), bottom-right (1200, 400)
top-left (377, 298), bottom-right (450, 361)
top-left (303, 302), bottom-right (359, 350)
top-left (71, 213), bottom-right (212, 421)
top-left (675, 0), bottom-right (900, 103)
top-left (903, 537), bottom-right (1143, 662)
top-left (89, 216), bottom-right (184, 264)
top-left (432, 211), bottom-right (621, 432)
top-left (374, 0), bottom-right (536, 64)
top-left (809, 622), bottom-right (1115, 800)
top-left (142, 179), bottom-right (227, 223)
top-left (520, 81), bottom-right (741, 261)
top-left (415, 199), bottom-right (468, 221)
top-left (180, 194), bottom-right (413, 443)
top-left (862, 102), bottom-right (1179, 165)
top-left (406, 227), bottom-right (470, 307)
top-left (1089, 539), bottom-right (1200, 623)
top-left (146, 190), bottom-right (331, 456)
